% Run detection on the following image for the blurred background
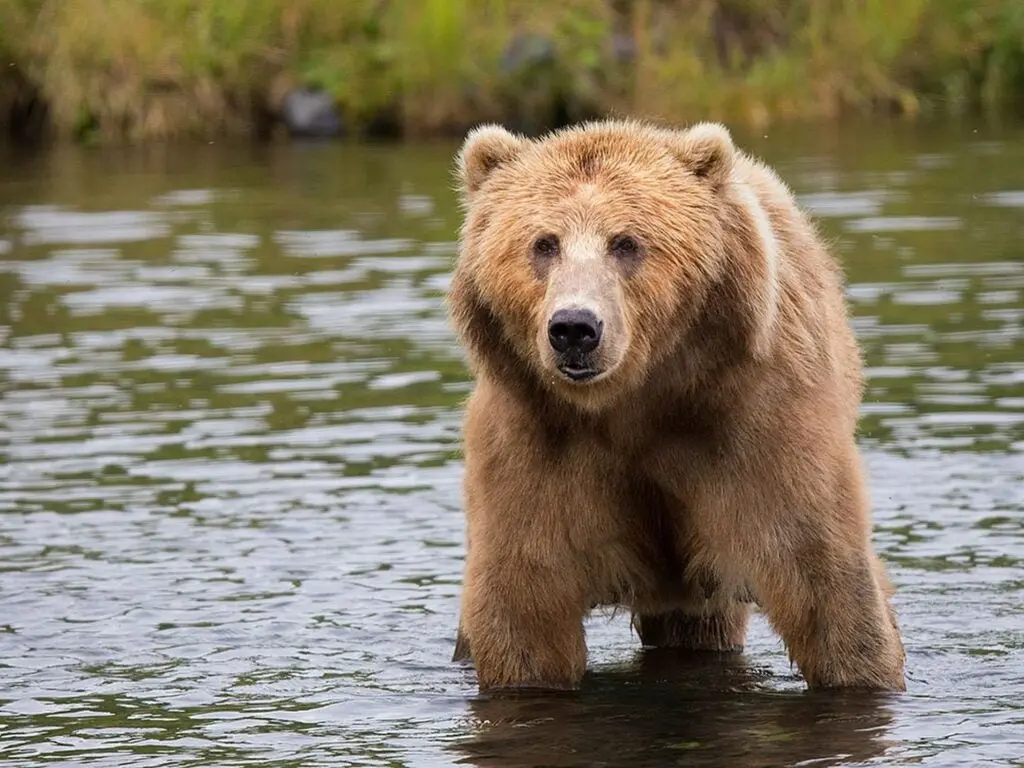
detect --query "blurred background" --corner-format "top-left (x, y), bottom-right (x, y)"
top-left (2, 0), bottom-right (1024, 143)
top-left (1, 2), bottom-right (1023, 768)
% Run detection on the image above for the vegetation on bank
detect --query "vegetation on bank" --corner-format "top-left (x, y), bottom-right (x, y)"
top-left (1, 0), bottom-right (1024, 143)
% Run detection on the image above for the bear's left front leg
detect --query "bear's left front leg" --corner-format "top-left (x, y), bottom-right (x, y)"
top-left (695, 445), bottom-right (906, 691)
top-left (753, 543), bottom-right (906, 691)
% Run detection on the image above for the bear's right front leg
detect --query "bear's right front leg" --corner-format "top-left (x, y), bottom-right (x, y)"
top-left (460, 546), bottom-right (588, 691)
top-left (453, 384), bottom-right (597, 691)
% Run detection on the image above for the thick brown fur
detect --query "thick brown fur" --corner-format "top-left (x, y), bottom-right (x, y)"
top-left (446, 119), bottom-right (906, 693)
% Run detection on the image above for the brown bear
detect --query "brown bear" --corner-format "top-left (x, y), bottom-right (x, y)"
top-left (446, 118), bottom-right (906, 693)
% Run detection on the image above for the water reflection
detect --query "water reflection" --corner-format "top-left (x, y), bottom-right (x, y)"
top-left (0, 120), bottom-right (1022, 766)
top-left (453, 652), bottom-right (897, 767)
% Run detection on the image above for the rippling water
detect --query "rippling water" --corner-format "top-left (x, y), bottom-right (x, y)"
top-left (1, 123), bottom-right (1022, 767)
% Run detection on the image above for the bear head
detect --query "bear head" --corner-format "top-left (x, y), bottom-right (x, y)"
top-left (448, 119), bottom-right (779, 412)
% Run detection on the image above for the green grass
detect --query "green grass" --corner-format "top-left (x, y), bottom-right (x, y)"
top-left (1, 0), bottom-right (1023, 143)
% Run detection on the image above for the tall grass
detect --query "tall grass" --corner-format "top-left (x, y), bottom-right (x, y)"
top-left (1, 0), bottom-right (1023, 143)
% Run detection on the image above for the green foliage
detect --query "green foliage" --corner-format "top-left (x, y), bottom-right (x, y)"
top-left (1, 0), bottom-right (1023, 142)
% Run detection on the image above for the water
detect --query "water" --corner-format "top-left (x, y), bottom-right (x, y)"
top-left (0, 121), bottom-right (1022, 767)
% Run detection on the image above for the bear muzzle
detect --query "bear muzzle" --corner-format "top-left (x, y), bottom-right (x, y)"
top-left (547, 307), bottom-right (603, 382)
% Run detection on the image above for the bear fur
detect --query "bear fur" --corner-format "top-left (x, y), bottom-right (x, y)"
top-left (446, 118), bottom-right (906, 693)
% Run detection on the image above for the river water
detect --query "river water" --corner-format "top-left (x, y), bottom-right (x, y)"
top-left (0, 121), bottom-right (1022, 767)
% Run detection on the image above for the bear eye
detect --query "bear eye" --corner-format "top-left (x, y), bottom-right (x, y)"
top-left (532, 234), bottom-right (560, 258)
top-left (609, 234), bottom-right (640, 258)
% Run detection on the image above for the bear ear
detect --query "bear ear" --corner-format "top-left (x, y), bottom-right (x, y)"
top-left (456, 124), bottom-right (526, 197)
top-left (665, 121), bottom-right (736, 187)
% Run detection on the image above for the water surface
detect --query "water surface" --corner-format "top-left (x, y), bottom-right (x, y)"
top-left (1, 122), bottom-right (1022, 767)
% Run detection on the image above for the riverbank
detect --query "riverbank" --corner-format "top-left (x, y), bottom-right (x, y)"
top-left (2, 0), bottom-right (1024, 144)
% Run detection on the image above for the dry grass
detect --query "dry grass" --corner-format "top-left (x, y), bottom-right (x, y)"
top-left (1, 0), bottom-right (1023, 143)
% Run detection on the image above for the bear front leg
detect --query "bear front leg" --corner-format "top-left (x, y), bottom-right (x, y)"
top-left (633, 603), bottom-right (750, 652)
top-left (711, 460), bottom-right (906, 691)
top-left (459, 550), bottom-right (588, 691)
top-left (756, 547), bottom-right (905, 690)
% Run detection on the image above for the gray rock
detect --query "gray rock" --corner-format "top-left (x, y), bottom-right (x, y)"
top-left (281, 88), bottom-right (343, 139)
top-left (501, 33), bottom-right (556, 75)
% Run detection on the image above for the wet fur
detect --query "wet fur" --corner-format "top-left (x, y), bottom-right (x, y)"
top-left (447, 119), bottom-right (906, 692)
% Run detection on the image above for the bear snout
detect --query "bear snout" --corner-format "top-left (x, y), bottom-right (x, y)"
top-left (547, 308), bottom-right (603, 381)
top-left (548, 308), bottom-right (603, 353)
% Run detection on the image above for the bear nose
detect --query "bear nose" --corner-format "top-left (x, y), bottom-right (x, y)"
top-left (548, 308), bottom-right (603, 354)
